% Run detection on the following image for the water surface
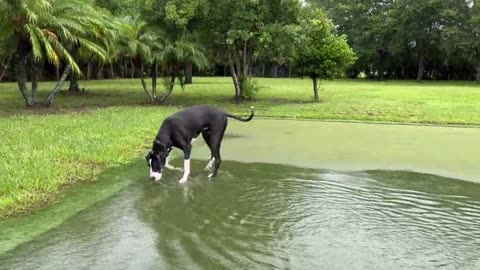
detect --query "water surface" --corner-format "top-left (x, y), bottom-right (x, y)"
top-left (1, 120), bottom-right (480, 269)
top-left (1, 160), bottom-right (480, 270)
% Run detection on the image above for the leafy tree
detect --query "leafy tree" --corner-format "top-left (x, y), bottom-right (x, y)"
top-left (443, 0), bottom-right (480, 82)
top-left (310, 0), bottom-right (397, 80)
top-left (296, 8), bottom-right (356, 102)
top-left (137, 0), bottom-right (210, 101)
top-left (0, 0), bottom-right (108, 106)
top-left (140, 0), bottom-right (209, 85)
top-left (392, 0), bottom-right (448, 81)
top-left (95, 0), bottom-right (141, 16)
top-left (469, 0), bottom-right (480, 82)
top-left (257, 23), bottom-right (300, 77)
top-left (206, 0), bottom-right (302, 101)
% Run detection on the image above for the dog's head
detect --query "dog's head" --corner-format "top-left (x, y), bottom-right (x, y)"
top-left (146, 141), bottom-right (168, 181)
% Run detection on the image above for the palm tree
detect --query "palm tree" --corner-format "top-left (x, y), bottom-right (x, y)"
top-left (117, 16), bottom-right (155, 77)
top-left (115, 15), bottom-right (162, 100)
top-left (0, 0), bottom-right (109, 106)
top-left (65, 10), bottom-right (118, 94)
top-left (154, 34), bottom-right (210, 102)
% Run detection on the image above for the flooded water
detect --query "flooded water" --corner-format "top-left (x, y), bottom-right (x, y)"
top-left (1, 120), bottom-right (480, 269)
top-left (1, 160), bottom-right (480, 270)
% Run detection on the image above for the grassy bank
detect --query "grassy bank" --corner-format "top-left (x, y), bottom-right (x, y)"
top-left (1, 77), bottom-right (479, 217)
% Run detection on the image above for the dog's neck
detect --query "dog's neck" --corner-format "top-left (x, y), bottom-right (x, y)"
top-left (153, 134), bottom-right (171, 153)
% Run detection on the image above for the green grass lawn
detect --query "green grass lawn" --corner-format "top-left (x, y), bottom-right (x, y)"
top-left (1, 77), bottom-right (479, 218)
top-left (2, 77), bottom-right (480, 124)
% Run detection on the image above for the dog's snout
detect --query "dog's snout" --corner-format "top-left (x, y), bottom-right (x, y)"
top-left (149, 171), bottom-right (162, 181)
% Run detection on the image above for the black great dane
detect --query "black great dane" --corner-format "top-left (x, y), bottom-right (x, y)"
top-left (146, 105), bottom-right (255, 183)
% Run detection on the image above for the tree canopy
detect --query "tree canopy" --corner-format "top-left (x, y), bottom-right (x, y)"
top-left (309, 0), bottom-right (480, 81)
top-left (4, 0), bottom-right (477, 107)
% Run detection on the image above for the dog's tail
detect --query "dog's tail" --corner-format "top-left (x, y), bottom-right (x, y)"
top-left (226, 106), bottom-right (255, 122)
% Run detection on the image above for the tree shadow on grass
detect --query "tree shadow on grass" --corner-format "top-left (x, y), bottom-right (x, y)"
top-left (1, 87), bottom-right (319, 117)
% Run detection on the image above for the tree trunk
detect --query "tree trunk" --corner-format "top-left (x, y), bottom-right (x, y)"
top-left (97, 63), bottom-right (104, 80)
top-left (288, 64), bottom-right (292, 78)
top-left (130, 59), bottom-right (135, 79)
top-left (184, 63), bottom-right (193, 84)
top-left (140, 78), bottom-right (153, 101)
top-left (241, 40), bottom-right (248, 98)
top-left (86, 63), bottom-right (92, 80)
top-left (109, 63), bottom-right (115, 79)
top-left (15, 50), bottom-right (34, 106)
top-left (401, 66), bottom-right (406, 80)
top-left (31, 62), bottom-right (38, 103)
top-left (233, 52), bottom-right (245, 98)
top-left (139, 62), bottom-right (154, 102)
top-left (158, 69), bottom-right (176, 103)
top-left (45, 64), bottom-right (72, 105)
top-left (69, 71), bottom-right (80, 92)
top-left (261, 64), bottom-right (265, 77)
top-left (223, 65), bottom-right (227, 77)
top-left (0, 66), bottom-right (6, 81)
top-left (37, 61), bottom-right (44, 81)
top-left (122, 59), bottom-right (127, 78)
top-left (312, 77), bottom-right (319, 102)
top-left (230, 63), bottom-right (241, 102)
top-left (152, 59), bottom-right (157, 99)
top-left (272, 64), bottom-right (278, 77)
top-left (416, 54), bottom-right (425, 81)
top-left (0, 56), bottom-right (11, 81)
top-left (476, 59), bottom-right (480, 83)
top-left (378, 49), bottom-right (387, 81)
top-left (243, 40), bottom-right (248, 79)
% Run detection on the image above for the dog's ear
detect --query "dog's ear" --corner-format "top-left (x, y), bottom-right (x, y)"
top-left (152, 140), bottom-right (166, 152)
top-left (145, 151), bottom-right (153, 167)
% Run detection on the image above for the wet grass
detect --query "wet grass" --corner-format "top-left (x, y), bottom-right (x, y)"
top-left (1, 77), bottom-right (480, 217)
top-left (0, 107), bottom-right (178, 217)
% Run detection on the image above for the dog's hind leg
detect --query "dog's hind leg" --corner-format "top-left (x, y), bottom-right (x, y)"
top-left (202, 131), bottom-right (215, 171)
top-left (208, 121), bottom-right (227, 178)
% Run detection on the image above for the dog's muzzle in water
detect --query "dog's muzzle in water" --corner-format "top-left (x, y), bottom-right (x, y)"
top-left (149, 160), bottom-right (162, 181)
top-left (150, 170), bottom-right (162, 181)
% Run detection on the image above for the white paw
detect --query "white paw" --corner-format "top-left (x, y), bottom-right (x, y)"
top-left (205, 158), bottom-right (215, 171)
top-left (178, 178), bottom-right (188, 184)
top-left (208, 173), bottom-right (214, 178)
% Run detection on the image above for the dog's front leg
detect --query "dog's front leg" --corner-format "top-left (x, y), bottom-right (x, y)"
top-left (178, 145), bottom-right (192, 184)
top-left (164, 153), bottom-right (183, 171)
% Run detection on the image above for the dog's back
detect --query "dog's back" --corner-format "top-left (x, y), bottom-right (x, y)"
top-left (160, 105), bottom-right (225, 139)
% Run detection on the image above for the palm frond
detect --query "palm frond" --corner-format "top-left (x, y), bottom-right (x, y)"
top-left (76, 37), bottom-right (107, 62)
top-left (24, 25), bottom-right (44, 63)
top-left (50, 38), bottom-right (81, 75)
